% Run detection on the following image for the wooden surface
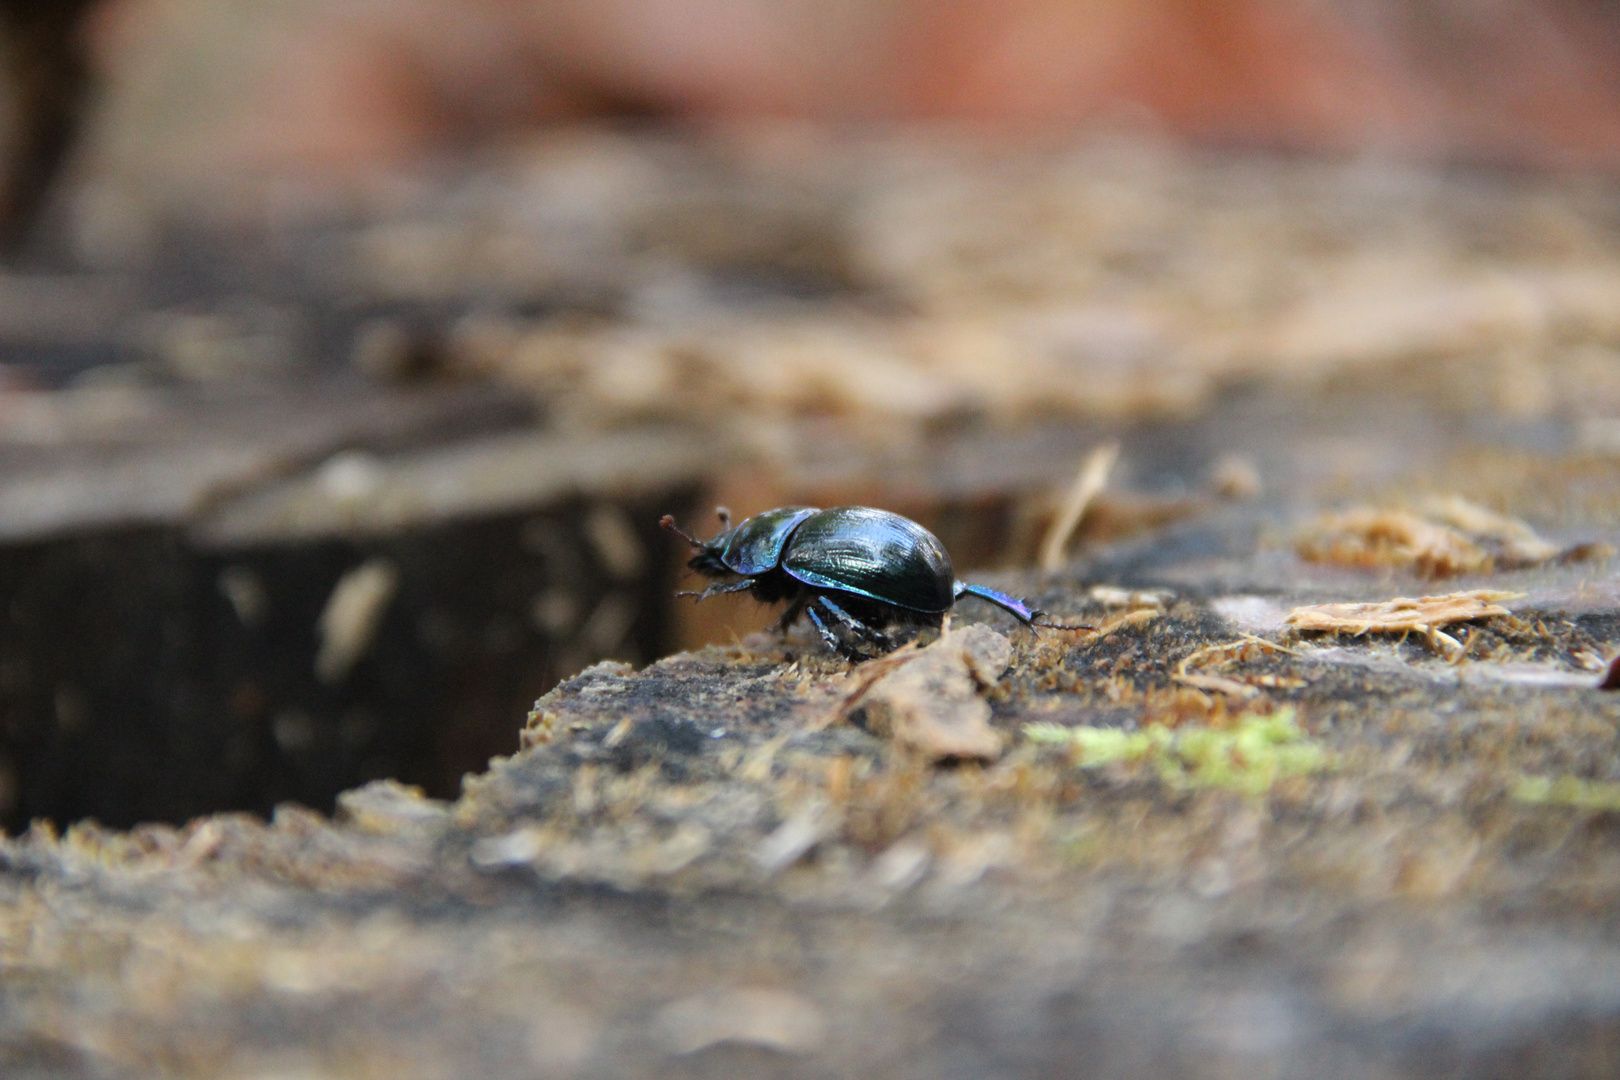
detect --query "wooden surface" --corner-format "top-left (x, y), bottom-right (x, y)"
top-left (0, 134), bottom-right (1619, 1077)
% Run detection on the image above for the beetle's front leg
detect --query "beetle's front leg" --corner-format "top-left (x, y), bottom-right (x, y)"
top-left (806, 604), bottom-right (864, 660)
top-left (815, 596), bottom-right (896, 655)
top-left (677, 579), bottom-right (756, 602)
top-left (773, 592), bottom-right (811, 633)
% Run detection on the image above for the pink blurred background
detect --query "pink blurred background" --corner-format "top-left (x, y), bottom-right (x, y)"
top-left (70, 0), bottom-right (1620, 197)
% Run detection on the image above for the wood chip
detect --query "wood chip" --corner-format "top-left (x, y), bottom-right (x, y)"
top-left (1284, 590), bottom-right (1521, 657)
top-left (834, 625), bottom-right (1012, 761)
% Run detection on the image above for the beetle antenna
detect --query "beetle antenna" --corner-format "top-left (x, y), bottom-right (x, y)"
top-left (715, 506), bottom-right (731, 527)
top-left (659, 515), bottom-right (705, 548)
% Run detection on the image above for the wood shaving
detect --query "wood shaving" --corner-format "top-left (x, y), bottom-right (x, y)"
top-left (1296, 507), bottom-right (1491, 578)
top-left (1172, 673), bottom-right (1261, 698)
top-left (1284, 590), bottom-right (1521, 657)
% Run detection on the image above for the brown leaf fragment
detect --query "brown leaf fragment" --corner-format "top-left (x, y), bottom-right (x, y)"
top-left (839, 624), bottom-right (1012, 761)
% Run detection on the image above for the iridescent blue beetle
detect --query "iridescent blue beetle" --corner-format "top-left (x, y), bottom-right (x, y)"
top-left (661, 505), bottom-right (1069, 660)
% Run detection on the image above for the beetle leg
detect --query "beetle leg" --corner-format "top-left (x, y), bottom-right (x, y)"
top-left (806, 604), bottom-right (863, 660)
top-left (815, 596), bottom-right (895, 651)
top-left (677, 579), bottom-right (756, 602)
top-left (773, 592), bottom-right (810, 633)
top-left (952, 582), bottom-right (1041, 624)
top-left (952, 582), bottom-right (1092, 630)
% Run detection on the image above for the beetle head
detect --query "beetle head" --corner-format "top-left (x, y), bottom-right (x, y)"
top-left (660, 513), bottom-right (732, 577)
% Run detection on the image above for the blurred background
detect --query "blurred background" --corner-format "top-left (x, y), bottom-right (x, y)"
top-left (1, 0), bottom-right (1619, 829)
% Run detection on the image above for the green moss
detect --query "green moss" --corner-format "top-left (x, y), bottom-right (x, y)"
top-left (1025, 707), bottom-right (1329, 795)
top-left (1511, 774), bottom-right (1620, 811)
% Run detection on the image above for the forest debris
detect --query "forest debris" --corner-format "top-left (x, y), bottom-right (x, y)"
top-left (835, 625), bottom-right (1012, 761)
top-left (1284, 590), bottom-right (1519, 657)
top-left (472, 821), bottom-right (713, 886)
top-left (1297, 507), bottom-right (1488, 577)
top-left (867, 839), bottom-right (932, 893)
top-left (1038, 440), bottom-right (1119, 572)
top-left (1172, 673), bottom-right (1261, 698)
top-left (1420, 495), bottom-right (1561, 563)
top-left (1296, 497), bottom-right (1600, 579)
top-left (1210, 453), bottom-right (1262, 500)
top-left (1089, 607), bottom-right (1163, 639)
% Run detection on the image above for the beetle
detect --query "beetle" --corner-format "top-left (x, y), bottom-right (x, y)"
top-left (661, 505), bottom-right (1078, 660)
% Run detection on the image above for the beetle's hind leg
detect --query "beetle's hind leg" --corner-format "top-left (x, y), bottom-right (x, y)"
top-left (952, 581), bottom-right (1093, 631)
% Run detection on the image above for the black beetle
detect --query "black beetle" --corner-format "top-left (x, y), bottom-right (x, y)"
top-left (661, 505), bottom-right (1074, 660)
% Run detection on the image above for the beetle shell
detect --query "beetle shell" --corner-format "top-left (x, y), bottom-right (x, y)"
top-left (782, 507), bottom-right (955, 613)
top-left (666, 503), bottom-right (1052, 660)
top-left (720, 506), bottom-right (817, 575)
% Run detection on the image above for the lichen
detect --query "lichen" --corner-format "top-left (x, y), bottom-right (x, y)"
top-left (1025, 707), bottom-right (1330, 795)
